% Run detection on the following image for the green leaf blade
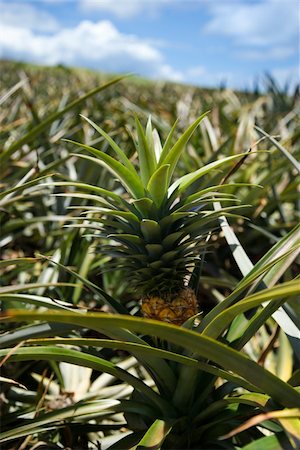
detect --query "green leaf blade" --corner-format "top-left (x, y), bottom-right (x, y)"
top-left (147, 164), bottom-right (170, 207)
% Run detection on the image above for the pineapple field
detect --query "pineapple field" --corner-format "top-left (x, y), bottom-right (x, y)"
top-left (0, 60), bottom-right (300, 449)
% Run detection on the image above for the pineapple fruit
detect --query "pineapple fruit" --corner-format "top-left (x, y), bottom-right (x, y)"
top-left (141, 288), bottom-right (198, 326)
top-left (68, 113), bottom-right (243, 325)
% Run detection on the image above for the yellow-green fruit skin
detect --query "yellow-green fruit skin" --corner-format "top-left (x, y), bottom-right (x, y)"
top-left (141, 287), bottom-right (198, 325)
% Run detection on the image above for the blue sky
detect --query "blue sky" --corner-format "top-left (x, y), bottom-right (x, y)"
top-left (0, 0), bottom-right (299, 90)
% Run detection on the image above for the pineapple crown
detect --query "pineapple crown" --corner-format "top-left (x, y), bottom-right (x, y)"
top-left (64, 114), bottom-right (247, 296)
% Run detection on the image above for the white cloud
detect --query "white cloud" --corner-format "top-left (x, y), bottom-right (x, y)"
top-left (205, 0), bottom-right (299, 48)
top-left (157, 64), bottom-right (184, 82)
top-left (1, 1), bottom-right (296, 91)
top-left (0, 1), bottom-right (59, 32)
top-left (0, 18), bottom-right (185, 82)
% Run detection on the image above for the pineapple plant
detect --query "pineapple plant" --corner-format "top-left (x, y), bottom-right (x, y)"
top-left (65, 113), bottom-right (245, 325)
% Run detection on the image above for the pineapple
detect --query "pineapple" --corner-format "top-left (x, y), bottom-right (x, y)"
top-left (67, 113), bottom-right (244, 325)
top-left (141, 288), bottom-right (198, 326)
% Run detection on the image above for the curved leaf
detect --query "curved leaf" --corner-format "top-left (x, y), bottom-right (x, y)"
top-left (169, 153), bottom-right (249, 195)
top-left (147, 164), bottom-right (170, 207)
top-left (66, 147), bottom-right (144, 198)
top-left (202, 280), bottom-right (300, 339)
top-left (159, 112), bottom-right (209, 182)
top-left (80, 114), bottom-right (137, 172)
top-left (136, 419), bottom-right (172, 450)
top-left (134, 115), bottom-right (157, 186)
top-left (2, 310), bottom-right (300, 408)
top-left (0, 346), bottom-right (172, 414)
top-left (26, 337), bottom-right (259, 392)
top-left (255, 125), bottom-right (300, 174)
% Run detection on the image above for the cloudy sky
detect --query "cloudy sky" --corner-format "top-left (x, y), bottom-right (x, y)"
top-left (0, 0), bottom-right (299, 90)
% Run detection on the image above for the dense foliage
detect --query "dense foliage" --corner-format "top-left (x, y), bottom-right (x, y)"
top-left (0, 60), bottom-right (299, 449)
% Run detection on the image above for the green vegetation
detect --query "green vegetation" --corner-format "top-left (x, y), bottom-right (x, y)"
top-left (0, 60), bottom-right (299, 449)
